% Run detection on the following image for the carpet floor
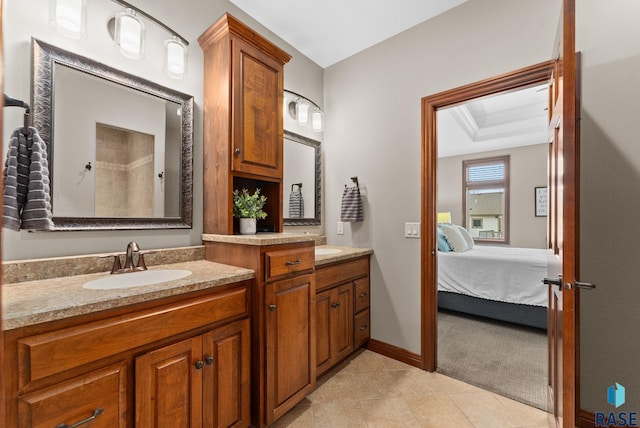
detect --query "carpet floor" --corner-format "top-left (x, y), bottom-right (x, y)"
top-left (437, 309), bottom-right (548, 411)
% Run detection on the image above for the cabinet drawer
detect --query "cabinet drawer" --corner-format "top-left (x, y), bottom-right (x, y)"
top-left (18, 286), bottom-right (248, 388)
top-left (354, 277), bottom-right (370, 314)
top-left (354, 309), bottom-right (370, 348)
top-left (18, 362), bottom-right (126, 428)
top-left (316, 257), bottom-right (369, 291)
top-left (265, 247), bottom-right (314, 281)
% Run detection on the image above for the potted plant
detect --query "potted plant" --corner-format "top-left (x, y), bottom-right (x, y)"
top-left (233, 188), bottom-right (268, 234)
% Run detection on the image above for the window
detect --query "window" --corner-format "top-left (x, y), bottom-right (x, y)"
top-left (463, 156), bottom-right (509, 243)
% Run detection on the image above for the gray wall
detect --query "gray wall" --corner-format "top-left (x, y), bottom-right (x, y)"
top-left (577, 0), bottom-right (640, 413)
top-left (438, 144), bottom-right (549, 249)
top-left (2, 0), bottom-right (324, 260)
top-left (323, 0), bottom-right (560, 354)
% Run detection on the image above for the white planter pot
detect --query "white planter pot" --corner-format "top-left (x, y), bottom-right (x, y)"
top-left (239, 218), bottom-right (257, 235)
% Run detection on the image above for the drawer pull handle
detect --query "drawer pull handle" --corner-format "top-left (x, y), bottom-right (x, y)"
top-left (358, 292), bottom-right (368, 297)
top-left (195, 360), bottom-right (205, 370)
top-left (359, 325), bottom-right (368, 331)
top-left (285, 259), bottom-right (302, 266)
top-left (269, 304), bottom-right (277, 312)
top-left (331, 302), bottom-right (340, 308)
top-left (205, 356), bottom-right (215, 365)
top-left (56, 407), bottom-right (104, 428)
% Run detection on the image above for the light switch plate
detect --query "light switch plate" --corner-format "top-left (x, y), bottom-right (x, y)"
top-left (405, 222), bottom-right (420, 238)
top-left (337, 221), bottom-right (344, 235)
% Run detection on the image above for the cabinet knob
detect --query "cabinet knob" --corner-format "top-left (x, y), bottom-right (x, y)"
top-left (359, 325), bottom-right (368, 331)
top-left (331, 302), bottom-right (340, 308)
top-left (269, 304), bottom-right (277, 312)
top-left (205, 356), bottom-right (215, 365)
top-left (195, 360), bottom-right (205, 370)
top-left (234, 148), bottom-right (241, 155)
top-left (358, 292), bottom-right (368, 298)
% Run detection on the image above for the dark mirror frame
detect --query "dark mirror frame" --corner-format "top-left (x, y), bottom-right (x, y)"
top-left (283, 130), bottom-right (321, 226)
top-left (31, 38), bottom-right (194, 230)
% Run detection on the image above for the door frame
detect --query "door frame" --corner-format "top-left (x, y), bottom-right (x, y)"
top-left (420, 60), bottom-right (555, 373)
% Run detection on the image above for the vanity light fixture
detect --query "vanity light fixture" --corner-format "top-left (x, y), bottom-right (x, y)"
top-left (49, 0), bottom-right (87, 40)
top-left (115, 8), bottom-right (145, 59)
top-left (107, 0), bottom-right (189, 78)
top-left (284, 89), bottom-right (324, 132)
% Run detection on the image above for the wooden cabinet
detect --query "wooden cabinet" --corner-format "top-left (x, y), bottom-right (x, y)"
top-left (4, 282), bottom-right (251, 428)
top-left (204, 240), bottom-right (315, 427)
top-left (198, 13), bottom-right (291, 235)
top-left (315, 256), bottom-right (371, 377)
top-left (136, 319), bottom-right (250, 428)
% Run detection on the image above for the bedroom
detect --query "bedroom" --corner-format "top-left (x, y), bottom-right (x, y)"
top-left (435, 82), bottom-right (550, 408)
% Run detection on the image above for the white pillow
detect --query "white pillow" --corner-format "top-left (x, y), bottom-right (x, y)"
top-left (455, 225), bottom-right (474, 250)
top-left (441, 225), bottom-right (469, 252)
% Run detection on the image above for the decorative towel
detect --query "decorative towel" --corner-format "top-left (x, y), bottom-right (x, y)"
top-left (3, 127), bottom-right (54, 231)
top-left (289, 188), bottom-right (304, 218)
top-left (340, 186), bottom-right (364, 222)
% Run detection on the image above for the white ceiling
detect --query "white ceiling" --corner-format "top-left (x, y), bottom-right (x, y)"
top-left (438, 84), bottom-right (549, 158)
top-left (229, 0), bottom-right (467, 68)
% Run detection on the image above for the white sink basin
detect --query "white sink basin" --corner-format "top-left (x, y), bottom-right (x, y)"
top-left (315, 248), bottom-right (342, 256)
top-left (83, 269), bottom-right (192, 290)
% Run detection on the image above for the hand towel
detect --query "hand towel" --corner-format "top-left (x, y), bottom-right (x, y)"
top-left (2, 127), bottom-right (54, 231)
top-left (288, 188), bottom-right (304, 218)
top-left (340, 186), bottom-right (364, 222)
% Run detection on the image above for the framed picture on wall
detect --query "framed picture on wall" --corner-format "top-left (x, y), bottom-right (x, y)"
top-left (535, 186), bottom-right (548, 217)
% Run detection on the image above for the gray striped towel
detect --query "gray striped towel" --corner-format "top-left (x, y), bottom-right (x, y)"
top-left (3, 127), bottom-right (54, 231)
top-left (341, 186), bottom-right (364, 222)
top-left (289, 189), bottom-right (304, 218)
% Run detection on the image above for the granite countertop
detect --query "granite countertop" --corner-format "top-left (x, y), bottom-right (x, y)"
top-left (314, 245), bottom-right (373, 267)
top-left (2, 240), bottom-right (372, 331)
top-left (202, 232), bottom-right (324, 246)
top-left (2, 260), bottom-right (254, 331)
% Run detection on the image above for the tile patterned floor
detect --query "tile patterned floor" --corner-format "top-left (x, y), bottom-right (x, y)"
top-left (271, 350), bottom-right (550, 428)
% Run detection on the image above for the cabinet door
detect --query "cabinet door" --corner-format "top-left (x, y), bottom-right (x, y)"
top-left (333, 283), bottom-right (354, 362)
top-left (315, 288), bottom-right (333, 374)
top-left (265, 274), bottom-right (315, 423)
top-left (231, 37), bottom-right (283, 179)
top-left (202, 319), bottom-right (250, 428)
top-left (136, 337), bottom-right (203, 428)
top-left (18, 362), bottom-right (126, 428)
top-left (316, 284), bottom-right (354, 377)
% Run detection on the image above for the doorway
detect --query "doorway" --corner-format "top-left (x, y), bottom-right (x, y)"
top-left (434, 82), bottom-right (551, 409)
top-left (420, 60), bottom-right (555, 371)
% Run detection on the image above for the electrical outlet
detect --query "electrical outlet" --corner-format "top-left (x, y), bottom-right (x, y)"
top-left (337, 221), bottom-right (344, 235)
top-left (405, 222), bottom-right (420, 238)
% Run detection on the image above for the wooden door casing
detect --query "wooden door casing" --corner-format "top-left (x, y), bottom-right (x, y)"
top-left (420, 60), bottom-right (556, 372)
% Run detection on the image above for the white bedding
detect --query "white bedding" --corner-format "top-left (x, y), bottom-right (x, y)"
top-left (438, 245), bottom-right (550, 307)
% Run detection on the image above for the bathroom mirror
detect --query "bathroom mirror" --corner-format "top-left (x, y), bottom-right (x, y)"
top-left (31, 38), bottom-right (193, 230)
top-left (283, 130), bottom-right (321, 226)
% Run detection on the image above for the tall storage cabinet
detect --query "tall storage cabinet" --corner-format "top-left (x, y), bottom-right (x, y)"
top-left (198, 13), bottom-right (291, 235)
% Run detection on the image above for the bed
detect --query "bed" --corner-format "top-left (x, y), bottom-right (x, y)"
top-left (437, 245), bottom-right (550, 329)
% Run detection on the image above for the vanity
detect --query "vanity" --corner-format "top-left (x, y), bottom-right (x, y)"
top-left (2, 250), bottom-right (255, 428)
